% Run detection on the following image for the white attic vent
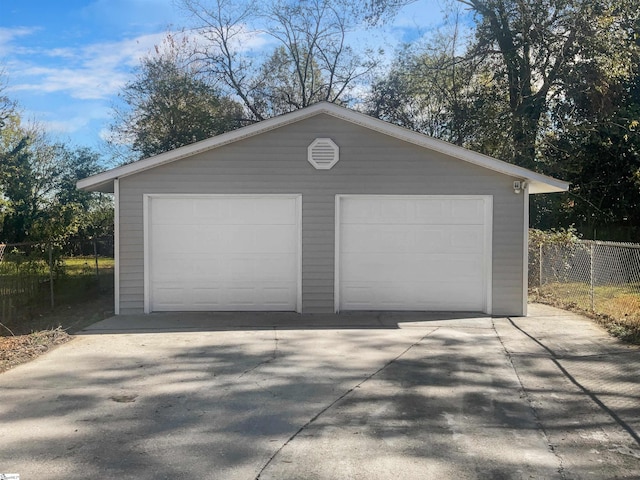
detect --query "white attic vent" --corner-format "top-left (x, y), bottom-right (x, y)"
top-left (308, 138), bottom-right (339, 170)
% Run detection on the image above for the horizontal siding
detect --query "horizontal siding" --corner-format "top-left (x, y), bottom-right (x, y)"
top-left (118, 113), bottom-right (526, 315)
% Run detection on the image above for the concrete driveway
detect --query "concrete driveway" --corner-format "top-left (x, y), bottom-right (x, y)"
top-left (0, 305), bottom-right (639, 479)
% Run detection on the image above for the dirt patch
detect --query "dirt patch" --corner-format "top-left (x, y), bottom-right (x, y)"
top-left (0, 295), bottom-right (114, 373)
top-left (529, 291), bottom-right (640, 344)
top-left (0, 328), bottom-right (71, 373)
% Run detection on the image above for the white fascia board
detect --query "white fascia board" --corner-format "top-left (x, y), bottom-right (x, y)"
top-left (76, 106), bottom-right (330, 192)
top-left (323, 106), bottom-right (570, 194)
top-left (76, 102), bottom-right (569, 194)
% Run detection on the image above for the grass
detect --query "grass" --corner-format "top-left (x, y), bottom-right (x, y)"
top-left (530, 281), bottom-right (640, 344)
top-left (62, 256), bottom-right (115, 274)
top-left (0, 255), bottom-right (115, 372)
top-left (1, 256), bottom-right (115, 336)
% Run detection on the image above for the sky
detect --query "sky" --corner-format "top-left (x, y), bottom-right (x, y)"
top-left (0, 0), bottom-right (448, 154)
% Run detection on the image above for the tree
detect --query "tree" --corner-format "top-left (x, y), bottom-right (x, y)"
top-left (0, 113), bottom-right (109, 243)
top-left (364, 0), bottom-right (638, 170)
top-left (0, 73), bottom-right (20, 232)
top-left (249, 47), bottom-right (325, 118)
top-left (111, 44), bottom-right (245, 160)
top-left (180, 0), bottom-right (380, 120)
top-left (0, 73), bottom-right (15, 131)
top-left (367, 7), bottom-right (513, 157)
top-left (364, 0), bottom-right (640, 237)
top-left (534, 23), bottom-right (640, 239)
top-left (0, 114), bottom-right (41, 243)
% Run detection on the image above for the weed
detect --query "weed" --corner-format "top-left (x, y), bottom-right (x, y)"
top-left (530, 283), bottom-right (640, 344)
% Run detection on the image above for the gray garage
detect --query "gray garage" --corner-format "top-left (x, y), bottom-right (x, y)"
top-left (78, 102), bottom-right (568, 316)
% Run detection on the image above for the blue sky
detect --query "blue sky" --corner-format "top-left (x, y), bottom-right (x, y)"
top-left (1, 0), bottom-right (447, 153)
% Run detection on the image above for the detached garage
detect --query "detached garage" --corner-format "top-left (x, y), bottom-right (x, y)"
top-left (78, 102), bottom-right (568, 316)
top-left (146, 195), bottom-right (301, 312)
top-left (336, 195), bottom-right (492, 312)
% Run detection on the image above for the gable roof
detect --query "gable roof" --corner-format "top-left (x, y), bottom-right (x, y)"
top-left (78, 102), bottom-right (569, 194)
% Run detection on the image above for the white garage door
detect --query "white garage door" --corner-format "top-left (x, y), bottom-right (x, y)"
top-left (337, 196), bottom-right (492, 312)
top-left (146, 195), bottom-right (300, 312)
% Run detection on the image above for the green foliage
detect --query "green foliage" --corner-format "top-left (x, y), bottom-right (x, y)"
top-left (367, 42), bottom-right (513, 158)
top-left (528, 227), bottom-right (581, 249)
top-left (0, 113), bottom-right (112, 243)
top-left (112, 48), bottom-right (245, 159)
top-left (253, 46), bottom-right (339, 118)
top-left (534, 4), bottom-right (640, 239)
top-left (1, 248), bottom-right (48, 276)
top-left (366, 0), bottom-right (640, 238)
top-left (76, 195), bottom-right (114, 239)
top-left (528, 227), bottom-right (582, 289)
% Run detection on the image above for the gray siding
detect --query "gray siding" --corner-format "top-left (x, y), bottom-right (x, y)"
top-left (118, 114), bottom-right (525, 315)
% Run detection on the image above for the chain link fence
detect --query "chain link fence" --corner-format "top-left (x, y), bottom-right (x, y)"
top-left (0, 236), bottom-right (114, 333)
top-left (529, 239), bottom-right (640, 336)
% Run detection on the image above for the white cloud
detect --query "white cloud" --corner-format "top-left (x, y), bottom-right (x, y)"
top-left (42, 116), bottom-right (92, 135)
top-left (8, 27), bottom-right (272, 102)
top-left (8, 32), bottom-right (167, 100)
top-left (2, 19), bottom-right (274, 149)
top-left (0, 27), bottom-right (38, 48)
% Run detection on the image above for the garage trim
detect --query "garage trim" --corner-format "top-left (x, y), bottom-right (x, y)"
top-left (334, 195), bottom-right (493, 314)
top-left (522, 182), bottom-right (530, 316)
top-left (114, 178), bottom-right (120, 315)
top-left (143, 194), bottom-right (303, 313)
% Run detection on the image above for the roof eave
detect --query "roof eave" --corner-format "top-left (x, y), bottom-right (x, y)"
top-left (528, 180), bottom-right (569, 194)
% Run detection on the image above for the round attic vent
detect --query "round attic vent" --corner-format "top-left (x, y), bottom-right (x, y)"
top-left (308, 138), bottom-right (339, 170)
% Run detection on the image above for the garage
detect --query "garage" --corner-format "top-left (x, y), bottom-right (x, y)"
top-left (336, 195), bottom-right (492, 312)
top-left (78, 102), bottom-right (569, 316)
top-left (144, 195), bottom-right (301, 312)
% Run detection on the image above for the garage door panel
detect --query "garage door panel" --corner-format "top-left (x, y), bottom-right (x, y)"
top-left (152, 254), bottom-right (217, 280)
top-left (152, 199), bottom-right (193, 224)
top-left (192, 287), bottom-right (221, 307)
top-left (257, 225), bottom-right (298, 252)
top-left (338, 196), bottom-right (490, 312)
top-left (192, 200), bottom-right (224, 220)
top-left (342, 225), bottom-right (485, 254)
top-left (153, 283), bottom-right (223, 311)
top-left (152, 224), bottom-right (194, 252)
top-left (148, 196), bottom-right (299, 312)
top-left (263, 286), bottom-right (296, 304)
top-left (197, 225), bottom-right (297, 254)
top-left (450, 198), bottom-right (485, 220)
top-left (224, 283), bottom-right (295, 309)
top-left (219, 225), bottom-right (297, 253)
top-left (449, 227), bottom-right (485, 250)
top-left (152, 286), bottom-right (189, 309)
top-left (341, 280), bottom-right (485, 310)
top-left (343, 197), bottom-right (486, 226)
top-left (226, 198), bottom-right (297, 224)
top-left (379, 200), bottom-right (410, 220)
top-left (342, 253), bottom-right (483, 283)
top-left (258, 255), bottom-right (297, 280)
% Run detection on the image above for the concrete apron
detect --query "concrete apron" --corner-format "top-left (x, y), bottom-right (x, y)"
top-left (0, 309), bottom-right (637, 479)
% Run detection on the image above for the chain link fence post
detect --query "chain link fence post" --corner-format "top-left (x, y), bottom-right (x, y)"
top-left (93, 238), bottom-right (100, 291)
top-left (539, 243), bottom-right (543, 287)
top-left (590, 242), bottom-right (595, 312)
top-left (530, 235), bottom-right (640, 336)
top-left (48, 242), bottom-right (55, 309)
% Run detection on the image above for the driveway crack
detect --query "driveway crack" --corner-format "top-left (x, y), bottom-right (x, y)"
top-left (506, 317), bottom-right (640, 447)
top-left (239, 327), bottom-right (279, 379)
top-left (254, 326), bottom-right (440, 479)
top-left (492, 318), bottom-right (567, 479)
